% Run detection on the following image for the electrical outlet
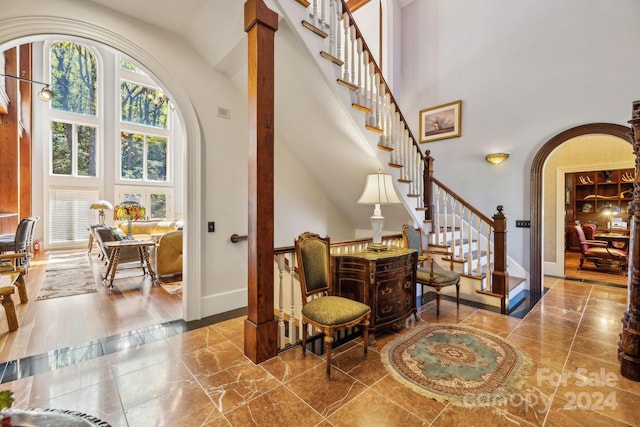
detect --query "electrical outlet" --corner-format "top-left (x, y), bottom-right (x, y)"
top-left (515, 220), bottom-right (531, 228)
top-left (208, 221), bottom-right (215, 232)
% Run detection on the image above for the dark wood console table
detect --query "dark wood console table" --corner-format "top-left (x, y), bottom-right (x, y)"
top-left (332, 248), bottom-right (417, 346)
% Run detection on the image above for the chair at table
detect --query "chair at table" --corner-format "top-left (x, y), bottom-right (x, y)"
top-left (0, 217), bottom-right (35, 269)
top-left (294, 231), bottom-right (371, 379)
top-left (574, 224), bottom-right (628, 272)
top-left (402, 224), bottom-right (461, 315)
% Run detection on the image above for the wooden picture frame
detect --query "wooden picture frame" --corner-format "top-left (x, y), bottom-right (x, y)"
top-left (419, 100), bottom-right (462, 143)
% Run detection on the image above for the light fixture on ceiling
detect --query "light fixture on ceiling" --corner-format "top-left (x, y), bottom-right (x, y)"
top-left (357, 170), bottom-right (402, 251)
top-left (485, 153), bottom-right (509, 164)
top-left (0, 73), bottom-right (54, 101)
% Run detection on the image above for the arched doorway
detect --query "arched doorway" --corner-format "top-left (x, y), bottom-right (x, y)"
top-left (530, 123), bottom-right (632, 303)
top-left (0, 16), bottom-right (205, 321)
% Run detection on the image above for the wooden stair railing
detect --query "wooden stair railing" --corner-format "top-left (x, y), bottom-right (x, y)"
top-left (285, 0), bottom-right (509, 312)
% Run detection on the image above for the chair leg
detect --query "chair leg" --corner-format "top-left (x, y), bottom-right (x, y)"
top-left (301, 321), bottom-right (307, 356)
top-left (456, 283), bottom-right (460, 309)
top-left (362, 318), bottom-right (370, 355)
top-left (325, 329), bottom-right (334, 380)
top-left (15, 274), bottom-right (28, 304)
top-left (436, 290), bottom-right (441, 315)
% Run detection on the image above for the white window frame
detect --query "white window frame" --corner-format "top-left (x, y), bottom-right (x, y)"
top-left (114, 185), bottom-right (175, 221)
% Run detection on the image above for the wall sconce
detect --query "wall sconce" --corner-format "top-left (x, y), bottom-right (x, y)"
top-left (485, 153), bottom-right (509, 164)
top-left (357, 170), bottom-right (402, 251)
top-left (0, 73), bottom-right (54, 101)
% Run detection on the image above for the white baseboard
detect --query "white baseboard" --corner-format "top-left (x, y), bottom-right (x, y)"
top-left (200, 288), bottom-right (247, 318)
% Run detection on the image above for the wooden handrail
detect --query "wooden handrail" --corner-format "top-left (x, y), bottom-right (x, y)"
top-left (431, 176), bottom-right (495, 226)
top-left (274, 233), bottom-right (402, 255)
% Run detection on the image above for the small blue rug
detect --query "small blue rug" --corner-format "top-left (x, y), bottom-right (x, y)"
top-left (381, 323), bottom-right (532, 407)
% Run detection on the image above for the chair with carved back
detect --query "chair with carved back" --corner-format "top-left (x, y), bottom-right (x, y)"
top-left (402, 224), bottom-right (461, 315)
top-left (0, 217), bottom-right (35, 270)
top-left (294, 232), bottom-right (371, 379)
top-left (574, 224), bottom-right (628, 272)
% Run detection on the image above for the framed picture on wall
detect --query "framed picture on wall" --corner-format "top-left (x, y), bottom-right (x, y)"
top-left (419, 100), bottom-right (462, 143)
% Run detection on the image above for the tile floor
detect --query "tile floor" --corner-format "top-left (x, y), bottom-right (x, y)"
top-left (1, 276), bottom-right (639, 426)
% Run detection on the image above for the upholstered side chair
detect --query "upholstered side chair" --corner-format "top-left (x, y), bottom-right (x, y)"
top-left (402, 224), bottom-right (461, 315)
top-left (294, 232), bottom-right (371, 379)
top-left (574, 224), bottom-right (628, 272)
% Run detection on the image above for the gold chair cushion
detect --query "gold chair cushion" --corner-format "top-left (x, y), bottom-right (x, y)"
top-left (302, 296), bottom-right (370, 326)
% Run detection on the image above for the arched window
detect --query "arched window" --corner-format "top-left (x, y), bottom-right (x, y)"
top-left (44, 40), bottom-right (175, 247)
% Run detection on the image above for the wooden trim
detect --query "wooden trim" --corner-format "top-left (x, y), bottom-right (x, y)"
top-left (431, 176), bottom-right (495, 225)
top-left (320, 51), bottom-right (343, 66)
top-left (301, 20), bottom-right (328, 38)
top-left (346, 0), bottom-right (371, 13)
top-left (530, 123), bottom-right (631, 304)
top-left (336, 79), bottom-right (358, 91)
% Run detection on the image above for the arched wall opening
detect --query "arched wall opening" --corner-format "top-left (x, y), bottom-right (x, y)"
top-left (530, 123), bottom-right (632, 303)
top-left (0, 16), bottom-right (205, 321)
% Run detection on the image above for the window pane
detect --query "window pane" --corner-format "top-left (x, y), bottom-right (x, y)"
top-left (147, 136), bottom-right (167, 181)
top-left (51, 121), bottom-right (72, 175)
top-left (119, 58), bottom-right (144, 74)
top-left (77, 125), bottom-right (97, 177)
top-left (50, 41), bottom-right (97, 116)
top-left (120, 80), bottom-right (168, 129)
top-left (121, 132), bottom-right (144, 180)
top-left (150, 193), bottom-right (167, 219)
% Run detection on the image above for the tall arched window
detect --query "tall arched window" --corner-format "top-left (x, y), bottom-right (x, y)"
top-left (44, 40), bottom-right (176, 247)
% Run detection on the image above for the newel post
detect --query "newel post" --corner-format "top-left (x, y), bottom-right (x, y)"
top-left (244, 0), bottom-right (279, 364)
top-left (619, 100), bottom-right (640, 381)
top-left (492, 205), bottom-right (509, 314)
top-left (422, 150), bottom-right (434, 222)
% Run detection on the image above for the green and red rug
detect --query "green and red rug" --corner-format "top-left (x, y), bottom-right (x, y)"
top-left (381, 323), bottom-right (532, 407)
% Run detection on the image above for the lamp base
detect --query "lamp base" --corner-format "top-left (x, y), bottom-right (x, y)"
top-left (367, 243), bottom-right (388, 252)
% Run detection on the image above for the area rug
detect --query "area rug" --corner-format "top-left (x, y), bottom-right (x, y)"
top-left (36, 253), bottom-right (97, 300)
top-left (381, 323), bottom-right (532, 407)
top-left (160, 281), bottom-right (182, 295)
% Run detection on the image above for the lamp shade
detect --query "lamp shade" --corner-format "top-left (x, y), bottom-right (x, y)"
top-left (114, 200), bottom-right (146, 221)
top-left (90, 200), bottom-right (113, 211)
top-left (357, 172), bottom-right (402, 205)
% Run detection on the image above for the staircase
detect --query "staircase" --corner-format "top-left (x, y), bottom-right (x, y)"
top-left (272, 0), bottom-right (527, 314)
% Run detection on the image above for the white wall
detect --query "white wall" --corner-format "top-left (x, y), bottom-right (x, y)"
top-left (398, 0), bottom-right (640, 270)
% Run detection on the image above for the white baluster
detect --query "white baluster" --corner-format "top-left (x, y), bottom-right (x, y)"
top-left (486, 225), bottom-right (492, 292)
top-left (458, 206), bottom-right (465, 263)
top-left (328, 0), bottom-right (336, 57)
top-left (466, 210), bottom-right (473, 276)
top-left (476, 216), bottom-right (482, 279)
top-left (336, 4), bottom-right (343, 59)
top-left (434, 186), bottom-right (441, 246)
top-left (289, 252), bottom-right (298, 344)
top-left (356, 38), bottom-right (364, 105)
top-left (277, 254), bottom-right (286, 349)
top-left (350, 26), bottom-right (356, 84)
top-left (342, 17), bottom-right (349, 80)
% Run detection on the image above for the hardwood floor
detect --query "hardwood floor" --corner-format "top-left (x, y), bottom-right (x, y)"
top-left (0, 249), bottom-right (183, 363)
top-left (564, 250), bottom-right (627, 286)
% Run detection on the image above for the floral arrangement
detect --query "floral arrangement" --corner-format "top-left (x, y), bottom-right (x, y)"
top-left (113, 201), bottom-right (146, 221)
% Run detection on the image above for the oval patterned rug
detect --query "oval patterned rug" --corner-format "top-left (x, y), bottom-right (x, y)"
top-left (381, 323), bottom-right (532, 407)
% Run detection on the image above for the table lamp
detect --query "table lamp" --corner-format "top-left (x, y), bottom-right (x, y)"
top-left (114, 200), bottom-right (146, 240)
top-left (90, 200), bottom-right (113, 225)
top-left (357, 170), bottom-right (402, 251)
